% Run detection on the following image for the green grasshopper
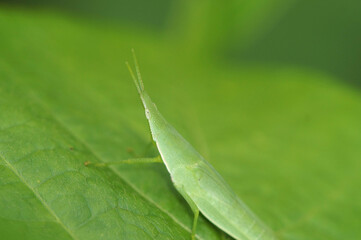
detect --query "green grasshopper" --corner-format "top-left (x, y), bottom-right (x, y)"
top-left (90, 50), bottom-right (276, 240)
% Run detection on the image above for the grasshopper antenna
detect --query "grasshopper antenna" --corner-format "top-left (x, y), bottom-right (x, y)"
top-left (131, 48), bottom-right (145, 91)
top-left (126, 61), bottom-right (141, 94)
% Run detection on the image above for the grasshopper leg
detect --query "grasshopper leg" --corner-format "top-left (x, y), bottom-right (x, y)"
top-left (173, 183), bottom-right (200, 240)
top-left (84, 156), bottom-right (162, 167)
top-left (191, 209), bottom-right (200, 240)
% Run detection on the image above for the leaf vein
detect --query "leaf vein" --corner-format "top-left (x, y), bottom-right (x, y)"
top-left (0, 154), bottom-right (78, 240)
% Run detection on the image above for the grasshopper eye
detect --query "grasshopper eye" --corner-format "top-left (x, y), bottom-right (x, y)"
top-left (145, 109), bottom-right (151, 119)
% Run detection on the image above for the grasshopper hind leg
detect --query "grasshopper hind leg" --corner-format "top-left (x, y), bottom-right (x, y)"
top-left (191, 209), bottom-right (200, 240)
top-left (173, 183), bottom-right (200, 240)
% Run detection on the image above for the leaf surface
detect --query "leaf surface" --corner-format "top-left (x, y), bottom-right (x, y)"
top-left (0, 7), bottom-right (361, 240)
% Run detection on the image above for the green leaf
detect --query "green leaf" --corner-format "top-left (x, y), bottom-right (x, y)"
top-left (0, 62), bottom-right (194, 240)
top-left (0, 7), bottom-right (361, 240)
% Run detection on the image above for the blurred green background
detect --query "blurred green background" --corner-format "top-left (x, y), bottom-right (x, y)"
top-left (0, 1), bottom-right (360, 240)
top-left (3, 0), bottom-right (361, 85)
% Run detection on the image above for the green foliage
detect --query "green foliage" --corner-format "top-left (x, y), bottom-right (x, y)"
top-left (238, 0), bottom-right (361, 85)
top-left (0, 7), bottom-right (361, 240)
